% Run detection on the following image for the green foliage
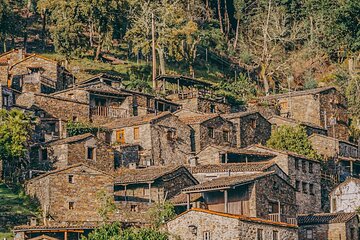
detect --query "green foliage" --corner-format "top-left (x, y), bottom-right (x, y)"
top-left (215, 73), bottom-right (257, 104)
top-left (83, 222), bottom-right (169, 240)
top-left (267, 125), bottom-right (320, 160)
top-left (66, 121), bottom-right (99, 137)
top-left (147, 201), bottom-right (176, 229)
top-left (96, 190), bottom-right (116, 222)
top-left (125, 65), bottom-right (153, 93)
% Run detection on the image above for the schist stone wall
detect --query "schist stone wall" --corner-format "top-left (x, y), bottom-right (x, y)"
top-left (330, 178), bottom-right (360, 213)
top-left (167, 210), bottom-right (298, 240)
top-left (175, 97), bottom-right (231, 114)
top-left (26, 165), bottom-right (113, 223)
top-left (192, 117), bottom-right (236, 153)
top-left (225, 112), bottom-right (272, 148)
top-left (16, 92), bottom-right (90, 122)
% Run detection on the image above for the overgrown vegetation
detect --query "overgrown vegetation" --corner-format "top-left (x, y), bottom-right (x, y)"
top-left (147, 201), bottom-right (176, 229)
top-left (66, 121), bottom-right (101, 137)
top-left (83, 222), bottom-right (169, 240)
top-left (267, 125), bottom-right (320, 160)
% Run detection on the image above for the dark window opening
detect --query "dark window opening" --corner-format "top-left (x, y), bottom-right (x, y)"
top-left (130, 205), bottom-right (138, 212)
top-left (302, 182), bottom-right (308, 194)
top-left (208, 127), bottom-right (214, 138)
top-left (309, 162), bottom-right (313, 173)
top-left (309, 184), bottom-right (314, 195)
top-left (223, 130), bottom-right (229, 142)
top-left (210, 104), bottom-right (216, 113)
top-left (87, 147), bottom-right (95, 160)
top-left (295, 180), bottom-right (300, 192)
top-left (41, 148), bottom-right (48, 161)
top-left (257, 229), bottom-right (263, 240)
top-left (295, 159), bottom-right (300, 170)
top-left (68, 202), bottom-right (74, 210)
top-left (68, 175), bottom-right (74, 184)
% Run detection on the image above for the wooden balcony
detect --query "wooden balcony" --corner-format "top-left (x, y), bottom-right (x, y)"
top-left (268, 213), bottom-right (281, 222)
top-left (90, 106), bottom-right (128, 118)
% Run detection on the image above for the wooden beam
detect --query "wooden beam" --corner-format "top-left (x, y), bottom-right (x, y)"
top-left (148, 183), bottom-right (152, 204)
top-left (64, 231), bottom-right (68, 240)
top-left (224, 190), bottom-right (228, 213)
top-left (187, 193), bottom-right (190, 210)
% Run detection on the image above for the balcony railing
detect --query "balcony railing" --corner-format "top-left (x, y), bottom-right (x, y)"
top-left (90, 106), bottom-right (128, 118)
top-left (268, 213), bottom-right (280, 222)
top-left (287, 218), bottom-right (297, 225)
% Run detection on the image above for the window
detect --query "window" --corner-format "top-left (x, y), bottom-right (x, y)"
top-left (295, 180), bottom-right (300, 192)
top-left (220, 154), bottom-right (226, 163)
top-left (68, 202), bottom-right (74, 210)
top-left (257, 229), bottom-right (263, 240)
top-left (72, 116), bottom-right (78, 122)
top-left (309, 162), bottom-right (313, 173)
top-left (295, 159), bottom-right (300, 170)
top-left (302, 161), bottom-right (307, 173)
top-left (309, 184), bottom-right (314, 195)
top-left (167, 130), bottom-right (176, 141)
top-left (306, 229), bottom-right (313, 239)
top-left (87, 147), bottom-right (95, 160)
top-left (268, 201), bottom-right (279, 213)
top-left (210, 104), bottom-right (216, 113)
top-left (223, 130), bottom-right (229, 142)
top-left (130, 205), bottom-right (138, 212)
top-left (41, 148), bottom-right (48, 161)
top-left (250, 118), bottom-right (257, 128)
top-left (203, 231), bottom-right (211, 240)
top-left (208, 127), bottom-right (214, 138)
top-left (133, 127), bottom-right (139, 140)
top-left (116, 129), bottom-right (125, 144)
top-left (133, 106), bottom-right (138, 116)
top-left (302, 182), bottom-right (308, 194)
top-left (68, 175), bottom-right (74, 184)
top-left (272, 230), bottom-right (279, 240)
top-left (2, 95), bottom-right (10, 107)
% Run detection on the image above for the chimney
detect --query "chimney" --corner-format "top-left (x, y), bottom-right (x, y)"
top-left (29, 217), bottom-right (38, 226)
top-left (189, 156), bottom-right (198, 167)
top-left (128, 163), bottom-right (137, 169)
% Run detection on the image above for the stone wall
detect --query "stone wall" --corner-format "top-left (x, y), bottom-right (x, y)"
top-left (26, 165), bottom-right (113, 223)
top-left (194, 117), bottom-right (236, 153)
top-left (330, 179), bottom-right (360, 213)
top-left (167, 210), bottom-right (298, 240)
top-left (174, 97), bottom-right (231, 114)
top-left (16, 92), bottom-right (90, 122)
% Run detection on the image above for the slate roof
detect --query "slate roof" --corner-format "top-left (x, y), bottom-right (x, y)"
top-left (155, 74), bottom-right (213, 87)
top-left (201, 145), bottom-right (276, 157)
top-left (268, 115), bottom-right (326, 130)
top-left (246, 145), bottom-right (320, 163)
top-left (170, 208), bottom-right (298, 228)
top-left (309, 133), bottom-right (358, 147)
top-left (179, 114), bottom-right (220, 125)
top-left (298, 212), bottom-right (357, 225)
top-left (114, 165), bottom-right (196, 184)
top-left (101, 112), bottom-right (171, 129)
top-left (188, 161), bottom-right (277, 174)
top-left (79, 73), bottom-right (123, 84)
top-left (259, 86), bottom-right (336, 101)
top-left (44, 133), bottom-right (94, 146)
top-left (14, 224), bottom-right (98, 231)
top-left (222, 110), bottom-right (259, 120)
top-left (182, 171), bottom-right (274, 193)
top-left (28, 235), bottom-right (60, 240)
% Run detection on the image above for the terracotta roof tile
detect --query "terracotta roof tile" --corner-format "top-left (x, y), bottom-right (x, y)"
top-left (188, 161), bottom-right (276, 174)
top-left (179, 114), bottom-right (220, 125)
top-left (171, 208), bottom-right (297, 228)
top-left (114, 165), bottom-right (196, 184)
top-left (298, 212), bottom-right (357, 225)
top-left (259, 86), bottom-right (336, 100)
top-left (101, 112), bottom-right (171, 129)
top-left (182, 171), bottom-right (274, 192)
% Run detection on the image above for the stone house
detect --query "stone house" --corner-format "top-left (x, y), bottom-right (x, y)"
top-left (222, 111), bottom-right (272, 148)
top-left (33, 133), bottom-right (117, 172)
top-left (246, 145), bottom-right (322, 214)
top-left (258, 86), bottom-right (349, 141)
top-left (166, 208), bottom-right (298, 240)
top-left (195, 145), bottom-right (275, 165)
top-left (309, 133), bottom-right (360, 179)
top-left (329, 177), bottom-right (360, 213)
top-left (114, 165), bottom-right (198, 222)
top-left (188, 161), bottom-right (290, 184)
top-left (25, 164), bottom-right (114, 224)
top-left (0, 84), bottom-right (16, 109)
top-left (178, 114), bottom-right (236, 153)
top-left (0, 49), bottom-right (29, 85)
top-left (102, 112), bottom-right (193, 166)
top-left (268, 115), bottom-right (328, 136)
top-left (156, 75), bottom-right (232, 113)
top-left (182, 172), bottom-right (298, 224)
top-left (298, 212), bottom-right (359, 240)
top-left (7, 53), bottom-right (74, 93)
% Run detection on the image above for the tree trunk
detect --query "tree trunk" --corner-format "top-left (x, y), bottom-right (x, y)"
top-left (217, 0), bottom-right (224, 33)
top-left (260, 63), bottom-right (270, 95)
top-left (95, 30), bottom-right (103, 61)
top-left (3, 36), bottom-right (7, 53)
top-left (205, 0), bottom-right (211, 20)
top-left (224, 0), bottom-right (230, 36)
top-left (157, 48), bottom-right (166, 75)
top-left (233, 18), bottom-right (240, 50)
top-left (261, 0), bottom-right (272, 95)
top-left (41, 9), bottom-right (46, 51)
top-left (90, 22), bottom-right (94, 47)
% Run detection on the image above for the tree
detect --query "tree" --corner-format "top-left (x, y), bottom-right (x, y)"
top-left (66, 121), bottom-right (100, 137)
top-left (0, 109), bottom-right (33, 182)
top-left (96, 190), bottom-right (116, 222)
top-left (267, 125), bottom-right (320, 160)
top-left (147, 201), bottom-right (176, 229)
top-left (83, 222), bottom-right (169, 240)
